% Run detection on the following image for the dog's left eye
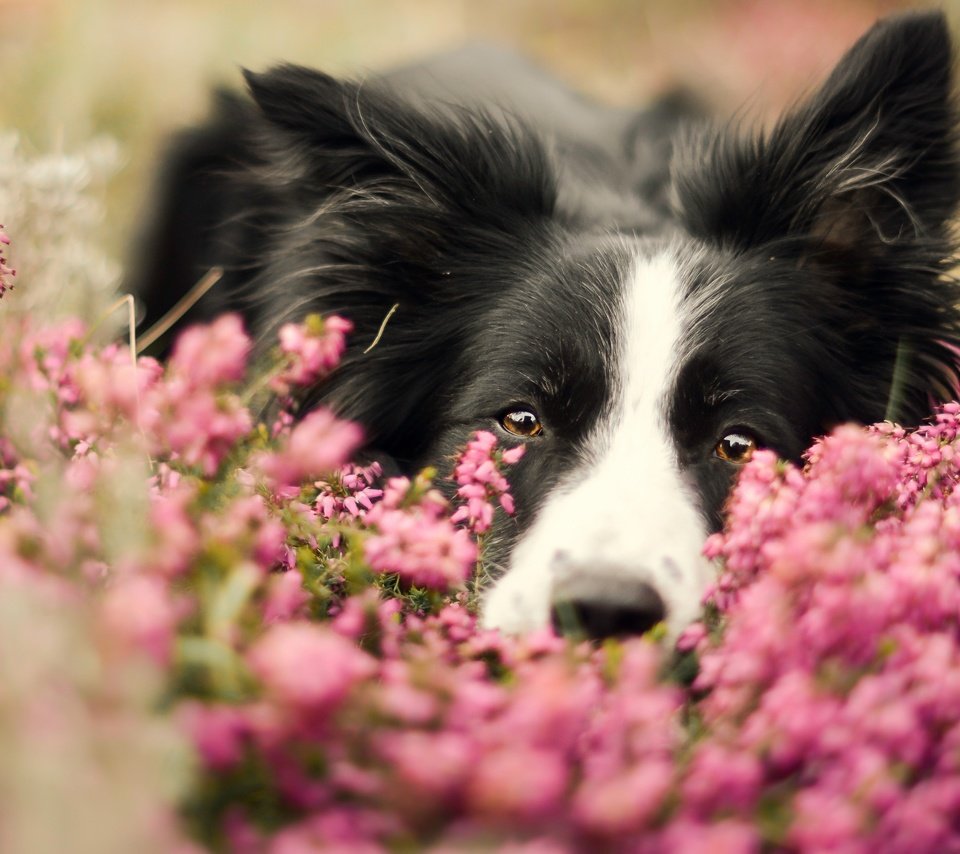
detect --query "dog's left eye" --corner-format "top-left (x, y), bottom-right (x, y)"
top-left (500, 409), bottom-right (543, 438)
top-left (714, 432), bottom-right (757, 464)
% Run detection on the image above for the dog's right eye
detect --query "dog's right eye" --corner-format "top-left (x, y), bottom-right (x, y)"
top-left (500, 409), bottom-right (543, 438)
top-left (714, 431), bottom-right (757, 464)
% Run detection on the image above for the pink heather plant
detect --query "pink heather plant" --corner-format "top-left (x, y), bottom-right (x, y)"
top-left (271, 312), bottom-right (352, 396)
top-left (169, 313), bottom-right (251, 388)
top-left (8, 252), bottom-right (960, 850)
top-left (364, 474), bottom-right (478, 590)
top-left (450, 429), bottom-right (525, 533)
top-left (316, 461), bottom-right (383, 524)
top-left (256, 407), bottom-right (363, 492)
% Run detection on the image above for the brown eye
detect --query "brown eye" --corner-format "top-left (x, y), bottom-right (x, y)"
top-left (715, 432), bottom-right (757, 464)
top-left (501, 409), bottom-right (543, 438)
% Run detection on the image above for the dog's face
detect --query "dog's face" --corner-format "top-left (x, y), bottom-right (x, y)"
top-left (472, 244), bottom-right (833, 637)
top-left (240, 12), bottom-right (960, 639)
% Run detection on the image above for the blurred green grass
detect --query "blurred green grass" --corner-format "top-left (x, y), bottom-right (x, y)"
top-left (0, 0), bottom-right (947, 265)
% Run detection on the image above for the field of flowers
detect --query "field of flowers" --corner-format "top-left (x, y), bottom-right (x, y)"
top-left (3, 213), bottom-right (960, 853)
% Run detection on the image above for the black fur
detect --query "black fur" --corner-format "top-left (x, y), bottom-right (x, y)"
top-left (131, 12), bottom-right (960, 601)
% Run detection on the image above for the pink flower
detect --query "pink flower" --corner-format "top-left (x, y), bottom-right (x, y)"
top-left (263, 569), bottom-right (311, 624)
top-left (145, 486), bottom-right (200, 577)
top-left (158, 388), bottom-right (253, 476)
top-left (99, 575), bottom-right (180, 666)
top-left (168, 314), bottom-right (251, 388)
top-left (378, 731), bottom-right (474, 801)
top-left (787, 788), bottom-right (863, 851)
top-left (574, 760), bottom-right (674, 835)
top-left (660, 818), bottom-right (759, 854)
top-left (247, 622), bottom-right (377, 711)
top-left (258, 409), bottom-right (363, 490)
top-left (315, 461), bottom-right (384, 530)
top-left (268, 811), bottom-right (395, 854)
top-left (681, 744), bottom-right (762, 817)
top-left (201, 493), bottom-right (286, 572)
top-left (271, 314), bottom-right (352, 395)
top-left (0, 438), bottom-right (33, 510)
top-left (70, 345), bottom-right (164, 431)
top-left (178, 701), bottom-right (250, 770)
top-left (466, 746), bottom-right (568, 822)
top-left (450, 431), bottom-right (524, 534)
top-left (364, 477), bottom-right (477, 590)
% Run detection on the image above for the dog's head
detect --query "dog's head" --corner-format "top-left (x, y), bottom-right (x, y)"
top-left (243, 12), bottom-right (960, 638)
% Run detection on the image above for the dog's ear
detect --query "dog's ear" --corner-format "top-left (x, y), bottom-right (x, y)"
top-left (674, 11), bottom-right (960, 423)
top-left (674, 11), bottom-right (958, 256)
top-left (244, 66), bottom-right (350, 138)
top-left (243, 64), bottom-right (553, 222)
top-left (243, 65), bottom-right (407, 194)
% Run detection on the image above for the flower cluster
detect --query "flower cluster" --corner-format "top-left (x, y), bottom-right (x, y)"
top-left (315, 460), bottom-right (384, 525)
top-left (687, 409), bottom-right (960, 850)
top-left (270, 312), bottom-right (352, 396)
top-left (450, 429), bottom-right (525, 533)
top-left (8, 239), bottom-right (960, 850)
top-left (256, 408), bottom-right (363, 493)
top-left (364, 473), bottom-right (478, 591)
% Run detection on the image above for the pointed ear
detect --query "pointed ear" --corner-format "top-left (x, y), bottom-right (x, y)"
top-left (242, 63), bottom-right (442, 208)
top-left (242, 62), bottom-right (555, 226)
top-left (242, 64), bottom-right (393, 180)
top-left (674, 11), bottom-right (959, 255)
top-left (243, 65), bottom-right (355, 140)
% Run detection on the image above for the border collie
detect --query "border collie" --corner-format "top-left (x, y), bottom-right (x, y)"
top-left (132, 11), bottom-right (960, 640)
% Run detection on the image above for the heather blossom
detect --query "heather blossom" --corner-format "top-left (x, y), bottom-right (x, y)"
top-left (686, 403), bottom-right (960, 848)
top-left (271, 313), bottom-right (352, 396)
top-left (168, 313), bottom-right (251, 389)
top-left (248, 621), bottom-right (377, 712)
top-left (450, 429), bottom-right (525, 532)
top-left (8, 234), bottom-right (960, 849)
top-left (256, 407), bottom-right (363, 492)
top-left (316, 461), bottom-right (384, 523)
top-left (0, 436), bottom-right (33, 512)
top-left (364, 474), bottom-right (477, 590)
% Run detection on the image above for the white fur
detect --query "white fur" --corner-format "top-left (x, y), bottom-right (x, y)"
top-left (481, 249), bottom-right (714, 637)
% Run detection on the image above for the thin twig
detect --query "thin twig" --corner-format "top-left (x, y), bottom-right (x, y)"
top-left (363, 303), bottom-right (399, 354)
top-left (136, 267), bottom-right (224, 353)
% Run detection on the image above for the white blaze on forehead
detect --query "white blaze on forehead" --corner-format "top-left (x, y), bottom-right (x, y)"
top-left (617, 251), bottom-right (684, 433)
top-left (482, 249), bottom-right (713, 637)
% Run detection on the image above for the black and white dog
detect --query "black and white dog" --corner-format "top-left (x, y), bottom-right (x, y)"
top-left (133, 12), bottom-right (960, 640)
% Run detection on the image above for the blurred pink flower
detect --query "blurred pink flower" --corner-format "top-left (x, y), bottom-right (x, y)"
top-left (271, 314), bottom-right (352, 395)
top-left (573, 760), bottom-right (673, 836)
top-left (0, 224), bottom-right (15, 296)
top-left (168, 313), bottom-right (251, 389)
top-left (178, 701), bottom-right (249, 771)
top-left (263, 569), bottom-right (311, 624)
top-left (258, 408), bottom-right (363, 490)
top-left (100, 575), bottom-right (180, 666)
top-left (466, 745), bottom-right (568, 823)
top-left (247, 622), bottom-right (376, 711)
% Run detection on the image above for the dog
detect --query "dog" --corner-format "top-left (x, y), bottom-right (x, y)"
top-left (131, 11), bottom-right (960, 641)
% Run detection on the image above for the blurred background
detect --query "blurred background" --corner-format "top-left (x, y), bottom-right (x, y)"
top-left (0, 0), bottom-right (953, 312)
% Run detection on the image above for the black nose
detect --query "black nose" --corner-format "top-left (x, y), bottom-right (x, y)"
top-left (550, 576), bottom-right (667, 640)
